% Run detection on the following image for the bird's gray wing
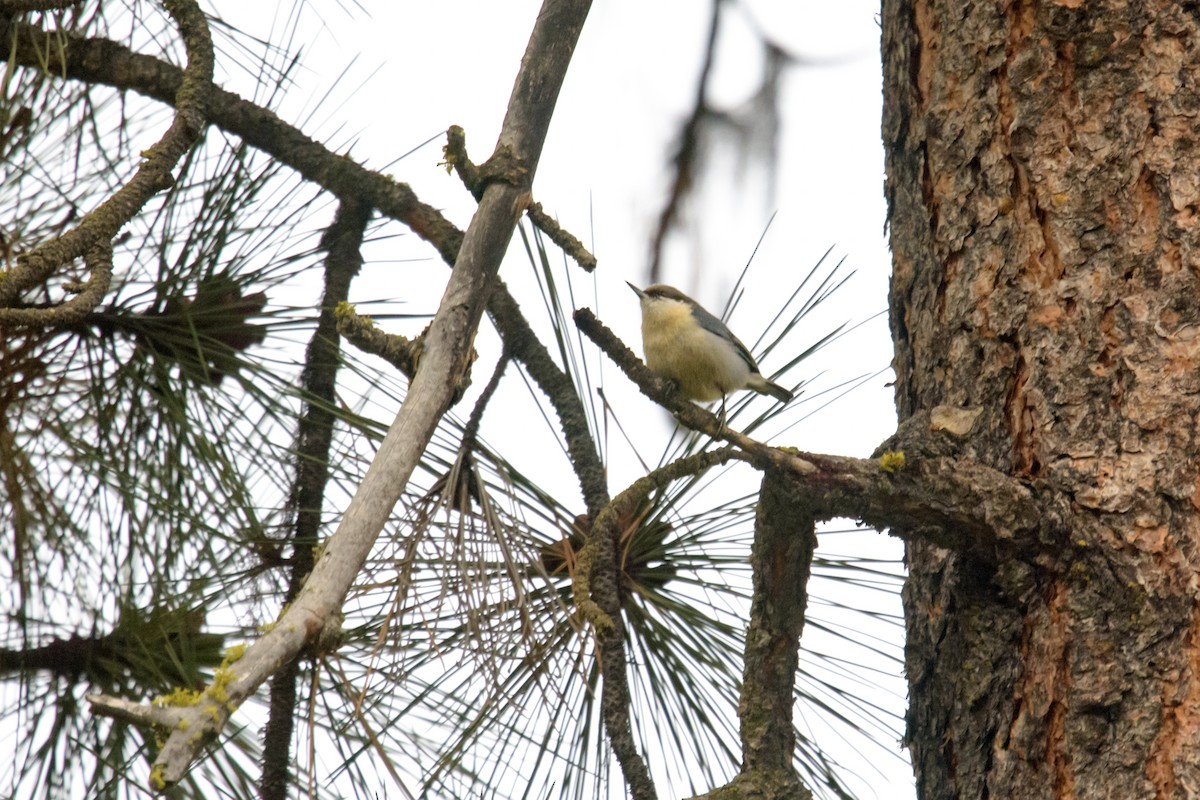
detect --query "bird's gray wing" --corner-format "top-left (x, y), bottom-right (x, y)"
top-left (689, 305), bottom-right (762, 372)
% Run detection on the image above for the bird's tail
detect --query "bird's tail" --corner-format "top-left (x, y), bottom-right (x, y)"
top-left (747, 374), bottom-right (793, 403)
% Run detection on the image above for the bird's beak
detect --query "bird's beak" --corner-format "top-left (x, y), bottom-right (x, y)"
top-left (626, 281), bottom-right (645, 298)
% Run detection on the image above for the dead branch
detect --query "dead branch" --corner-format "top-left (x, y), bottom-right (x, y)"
top-left (87, 0), bottom-right (596, 791)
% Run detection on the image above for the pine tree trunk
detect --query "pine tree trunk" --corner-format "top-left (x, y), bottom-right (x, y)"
top-left (883, 2), bottom-right (1200, 798)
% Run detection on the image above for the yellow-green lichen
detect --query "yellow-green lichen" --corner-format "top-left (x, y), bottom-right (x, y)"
top-left (204, 659), bottom-right (239, 706)
top-left (879, 450), bottom-right (906, 473)
top-left (220, 643), bottom-right (246, 667)
top-left (149, 764), bottom-right (168, 791)
top-left (334, 301), bottom-right (370, 326)
top-left (209, 685), bottom-right (228, 703)
top-left (154, 687), bottom-right (201, 707)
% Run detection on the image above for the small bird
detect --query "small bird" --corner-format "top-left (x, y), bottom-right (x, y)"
top-left (627, 282), bottom-right (792, 414)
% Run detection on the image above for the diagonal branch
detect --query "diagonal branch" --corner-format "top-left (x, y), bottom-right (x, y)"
top-left (87, 0), bottom-right (595, 791)
top-left (488, 279), bottom-right (610, 517)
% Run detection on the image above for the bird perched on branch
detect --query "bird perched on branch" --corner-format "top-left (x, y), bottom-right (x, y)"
top-left (627, 282), bottom-right (792, 418)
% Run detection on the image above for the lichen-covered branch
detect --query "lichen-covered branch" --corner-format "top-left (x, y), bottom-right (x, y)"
top-left (525, 201), bottom-right (597, 271)
top-left (0, 0), bottom-right (211, 318)
top-left (86, 694), bottom-right (189, 730)
top-left (490, 281), bottom-right (609, 517)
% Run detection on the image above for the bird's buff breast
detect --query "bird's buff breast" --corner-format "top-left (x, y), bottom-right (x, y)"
top-left (641, 304), bottom-right (750, 401)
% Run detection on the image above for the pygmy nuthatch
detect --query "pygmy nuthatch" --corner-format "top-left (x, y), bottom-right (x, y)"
top-left (627, 282), bottom-right (792, 406)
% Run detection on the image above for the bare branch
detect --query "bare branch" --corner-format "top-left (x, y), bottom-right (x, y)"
top-left (88, 0), bottom-right (595, 790)
top-left (525, 201), bottom-right (597, 271)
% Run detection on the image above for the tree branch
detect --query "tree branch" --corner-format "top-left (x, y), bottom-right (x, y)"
top-left (443, 126), bottom-right (596, 271)
top-left (0, 0), bottom-right (211, 317)
top-left (260, 198), bottom-right (370, 800)
top-left (745, 471), bottom-right (815, 775)
top-left (690, 471), bottom-right (815, 799)
top-left (0, 12), bottom-right (611, 524)
top-left (490, 281), bottom-right (610, 517)
top-left (647, 0), bottom-right (721, 283)
top-left (87, 0), bottom-right (594, 791)
top-left (0, 14), bottom-right (464, 266)
top-left (0, 0), bottom-right (77, 10)
top-left (574, 306), bottom-right (1069, 564)
top-left (525, 201), bottom-right (597, 271)
top-left (575, 446), bottom-right (743, 800)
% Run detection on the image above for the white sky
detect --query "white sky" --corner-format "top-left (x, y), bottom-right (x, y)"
top-left (211, 1), bottom-right (913, 797)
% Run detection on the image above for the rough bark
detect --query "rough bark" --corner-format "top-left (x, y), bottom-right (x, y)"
top-left (884, 2), bottom-right (1200, 798)
top-left (731, 470), bottom-right (815, 798)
